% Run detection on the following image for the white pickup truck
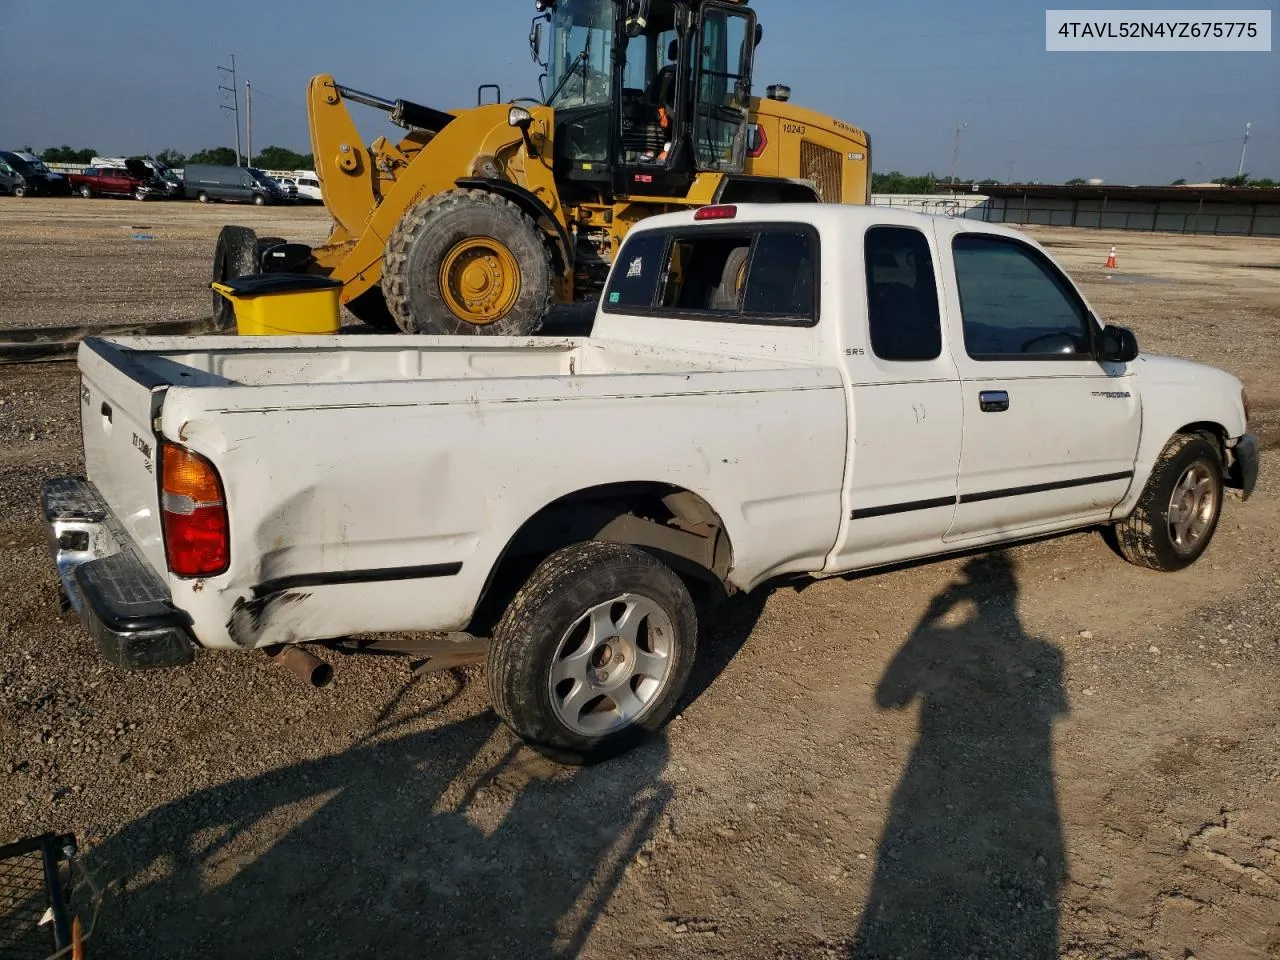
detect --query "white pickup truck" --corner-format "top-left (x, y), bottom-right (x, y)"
top-left (43, 204), bottom-right (1258, 763)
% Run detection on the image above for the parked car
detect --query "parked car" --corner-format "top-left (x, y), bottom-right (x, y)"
top-left (91, 156), bottom-right (184, 198)
top-left (40, 204), bottom-right (1258, 764)
top-left (0, 151), bottom-right (72, 196)
top-left (184, 164), bottom-right (285, 205)
top-left (273, 177), bottom-right (300, 202)
top-left (68, 161), bottom-right (166, 201)
top-left (291, 174), bottom-right (322, 203)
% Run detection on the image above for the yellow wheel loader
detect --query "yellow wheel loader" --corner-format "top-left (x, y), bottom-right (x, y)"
top-left (212, 0), bottom-right (872, 336)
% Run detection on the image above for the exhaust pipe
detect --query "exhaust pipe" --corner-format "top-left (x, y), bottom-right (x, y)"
top-left (266, 645), bottom-right (334, 688)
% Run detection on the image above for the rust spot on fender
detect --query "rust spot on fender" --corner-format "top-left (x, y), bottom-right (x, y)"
top-left (178, 421), bottom-right (191, 442)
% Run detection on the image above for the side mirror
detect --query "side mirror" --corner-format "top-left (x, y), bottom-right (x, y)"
top-left (755, 23), bottom-right (764, 47)
top-left (1097, 324), bottom-right (1139, 363)
top-left (529, 19), bottom-right (545, 65)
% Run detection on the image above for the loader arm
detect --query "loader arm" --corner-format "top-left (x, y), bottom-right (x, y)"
top-left (308, 74), bottom-right (384, 238)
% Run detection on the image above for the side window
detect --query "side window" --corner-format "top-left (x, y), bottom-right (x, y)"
top-left (605, 232), bottom-right (668, 310)
top-left (953, 235), bottom-right (1092, 359)
top-left (864, 226), bottom-right (942, 362)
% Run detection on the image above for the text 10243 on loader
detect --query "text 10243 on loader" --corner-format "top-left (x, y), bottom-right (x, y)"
top-left (211, 0), bottom-right (872, 336)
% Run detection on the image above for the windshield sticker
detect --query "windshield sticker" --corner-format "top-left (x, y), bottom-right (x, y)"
top-left (609, 292), bottom-right (621, 304)
top-left (627, 257), bottom-right (644, 279)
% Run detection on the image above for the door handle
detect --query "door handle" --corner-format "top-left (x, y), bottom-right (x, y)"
top-left (979, 390), bottom-right (1010, 413)
top-left (100, 402), bottom-right (113, 423)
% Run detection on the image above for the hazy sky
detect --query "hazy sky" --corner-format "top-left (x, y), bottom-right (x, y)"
top-left (0, 0), bottom-right (1274, 183)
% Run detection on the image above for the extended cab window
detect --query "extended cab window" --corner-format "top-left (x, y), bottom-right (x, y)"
top-left (865, 226), bottom-right (942, 362)
top-left (604, 225), bottom-right (818, 325)
top-left (953, 234), bottom-right (1093, 359)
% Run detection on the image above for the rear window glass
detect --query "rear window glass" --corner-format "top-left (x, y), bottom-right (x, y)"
top-left (604, 224), bottom-right (818, 325)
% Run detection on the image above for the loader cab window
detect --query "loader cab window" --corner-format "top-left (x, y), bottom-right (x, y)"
top-left (693, 5), bottom-right (755, 172)
top-left (548, 0), bottom-right (616, 169)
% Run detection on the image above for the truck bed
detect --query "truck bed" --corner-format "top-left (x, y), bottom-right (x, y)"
top-left (77, 333), bottom-right (848, 651)
top-left (95, 334), bottom-right (804, 389)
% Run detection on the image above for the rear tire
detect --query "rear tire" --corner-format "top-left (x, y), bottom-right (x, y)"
top-left (382, 188), bottom-right (552, 336)
top-left (211, 225), bottom-right (259, 331)
top-left (487, 541), bottom-right (698, 765)
top-left (134, 187), bottom-right (147, 201)
top-left (1112, 434), bottom-right (1224, 572)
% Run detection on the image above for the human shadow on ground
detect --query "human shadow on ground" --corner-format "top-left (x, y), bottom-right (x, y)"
top-left (85, 591), bottom-right (769, 959)
top-left (849, 552), bottom-right (1069, 960)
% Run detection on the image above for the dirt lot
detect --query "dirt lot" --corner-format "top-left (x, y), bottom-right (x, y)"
top-left (1, 198), bottom-right (1279, 959)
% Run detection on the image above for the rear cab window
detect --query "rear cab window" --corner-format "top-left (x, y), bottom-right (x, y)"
top-left (603, 222), bottom-right (819, 325)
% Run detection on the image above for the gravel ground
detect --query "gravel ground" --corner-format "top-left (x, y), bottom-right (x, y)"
top-left (1, 198), bottom-right (1279, 959)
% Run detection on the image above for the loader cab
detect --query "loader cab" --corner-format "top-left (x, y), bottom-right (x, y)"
top-left (540, 0), bottom-right (758, 202)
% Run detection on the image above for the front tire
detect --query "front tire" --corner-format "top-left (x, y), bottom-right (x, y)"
top-left (487, 541), bottom-right (698, 765)
top-left (134, 187), bottom-right (147, 201)
top-left (382, 188), bottom-right (552, 336)
top-left (253, 194), bottom-right (266, 206)
top-left (79, 184), bottom-right (92, 199)
top-left (197, 191), bottom-right (210, 203)
top-left (1112, 434), bottom-right (1224, 572)
top-left (13, 185), bottom-right (26, 198)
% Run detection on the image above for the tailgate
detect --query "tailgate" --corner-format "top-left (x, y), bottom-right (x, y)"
top-left (77, 340), bottom-right (168, 577)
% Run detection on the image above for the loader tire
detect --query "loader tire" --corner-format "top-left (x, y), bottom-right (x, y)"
top-left (342, 287), bottom-right (399, 332)
top-left (211, 225), bottom-right (258, 331)
top-left (382, 188), bottom-right (552, 336)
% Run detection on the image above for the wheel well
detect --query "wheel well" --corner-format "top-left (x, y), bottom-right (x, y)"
top-left (716, 175), bottom-right (821, 204)
top-left (454, 177), bottom-right (572, 280)
top-left (1176, 421), bottom-right (1228, 459)
top-left (467, 483), bottom-right (734, 635)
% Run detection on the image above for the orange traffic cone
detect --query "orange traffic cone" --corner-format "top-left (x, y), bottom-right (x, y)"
top-left (1105, 246), bottom-right (1118, 269)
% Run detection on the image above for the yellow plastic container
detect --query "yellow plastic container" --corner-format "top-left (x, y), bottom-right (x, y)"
top-left (211, 273), bottom-right (342, 336)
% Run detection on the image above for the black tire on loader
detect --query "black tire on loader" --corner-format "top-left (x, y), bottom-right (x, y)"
top-left (381, 188), bottom-right (553, 336)
top-left (211, 225), bottom-right (258, 331)
top-left (342, 287), bottom-right (400, 332)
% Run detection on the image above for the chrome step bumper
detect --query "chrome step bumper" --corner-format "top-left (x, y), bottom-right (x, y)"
top-left (41, 477), bottom-right (195, 669)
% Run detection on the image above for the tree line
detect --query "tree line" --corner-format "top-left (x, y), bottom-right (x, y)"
top-left (31, 145), bottom-right (315, 170)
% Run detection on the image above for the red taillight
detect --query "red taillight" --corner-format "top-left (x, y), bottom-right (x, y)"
top-left (695, 205), bottom-right (738, 221)
top-left (161, 442), bottom-right (229, 577)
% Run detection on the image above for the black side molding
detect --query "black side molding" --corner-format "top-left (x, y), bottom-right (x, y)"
top-left (851, 471), bottom-right (1135, 520)
top-left (254, 563), bottom-right (463, 598)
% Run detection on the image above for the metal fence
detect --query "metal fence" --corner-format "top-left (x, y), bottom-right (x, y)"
top-left (873, 193), bottom-right (1280, 238)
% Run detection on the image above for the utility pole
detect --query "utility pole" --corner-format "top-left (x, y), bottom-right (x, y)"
top-left (245, 80), bottom-right (254, 167)
top-left (217, 55), bottom-right (241, 167)
top-left (950, 122), bottom-right (968, 189)
top-left (1236, 121), bottom-right (1251, 179)
top-left (1007, 160), bottom-right (1015, 184)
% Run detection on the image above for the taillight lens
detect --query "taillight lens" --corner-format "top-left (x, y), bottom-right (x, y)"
top-left (161, 442), bottom-right (229, 577)
top-left (694, 204), bottom-right (738, 221)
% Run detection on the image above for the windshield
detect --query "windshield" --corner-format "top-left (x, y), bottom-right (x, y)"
top-left (546, 0), bottom-right (615, 109)
top-left (248, 169), bottom-right (277, 188)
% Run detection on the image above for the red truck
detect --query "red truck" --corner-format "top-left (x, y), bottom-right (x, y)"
top-left (68, 161), bottom-right (166, 201)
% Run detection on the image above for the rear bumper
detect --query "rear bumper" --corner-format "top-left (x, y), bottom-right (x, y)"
top-left (42, 477), bottom-right (195, 669)
top-left (1230, 433), bottom-right (1260, 501)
